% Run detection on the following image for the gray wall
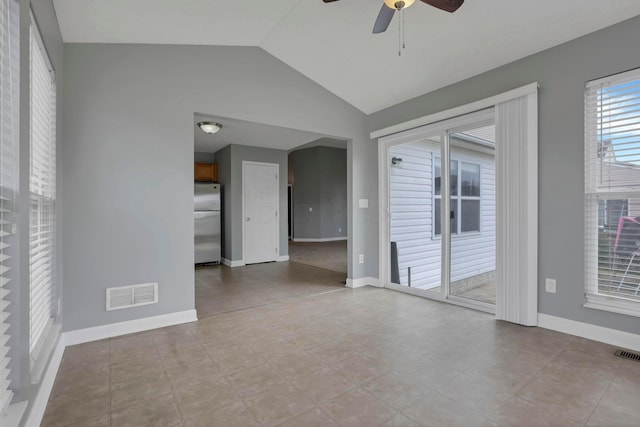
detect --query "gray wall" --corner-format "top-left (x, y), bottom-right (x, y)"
top-left (291, 147), bottom-right (347, 240)
top-left (62, 44), bottom-right (375, 331)
top-left (194, 151), bottom-right (216, 164)
top-left (369, 15), bottom-right (640, 334)
top-left (217, 145), bottom-right (288, 262)
top-left (215, 145), bottom-right (231, 259)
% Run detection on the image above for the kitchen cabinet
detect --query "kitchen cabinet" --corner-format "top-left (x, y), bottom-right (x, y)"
top-left (194, 162), bottom-right (218, 182)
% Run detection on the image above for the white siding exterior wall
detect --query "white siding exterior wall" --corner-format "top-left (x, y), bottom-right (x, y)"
top-left (389, 140), bottom-right (496, 289)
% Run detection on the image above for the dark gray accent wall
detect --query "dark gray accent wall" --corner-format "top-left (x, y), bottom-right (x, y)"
top-left (291, 147), bottom-right (347, 240)
top-left (62, 44), bottom-right (373, 331)
top-left (369, 15), bottom-right (640, 334)
top-left (194, 151), bottom-right (216, 164)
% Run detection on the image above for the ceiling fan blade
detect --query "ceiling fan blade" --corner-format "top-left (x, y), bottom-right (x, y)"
top-left (373, 5), bottom-right (395, 34)
top-left (419, 0), bottom-right (464, 13)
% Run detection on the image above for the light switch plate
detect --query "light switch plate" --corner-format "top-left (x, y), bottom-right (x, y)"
top-left (359, 199), bottom-right (368, 209)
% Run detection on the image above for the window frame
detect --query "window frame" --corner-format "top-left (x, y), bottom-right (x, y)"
top-left (433, 156), bottom-right (482, 238)
top-left (584, 67), bottom-right (640, 317)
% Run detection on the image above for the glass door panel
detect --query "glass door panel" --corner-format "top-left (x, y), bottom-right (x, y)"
top-left (389, 137), bottom-right (442, 295)
top-left (448, 126), bottom-right (496, 304)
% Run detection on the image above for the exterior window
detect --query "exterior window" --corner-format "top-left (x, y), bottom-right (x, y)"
top-left (585, 68), bottom-right (640, 313)
top-left (29, 15), bottom-right (57, 379)
top-left (434, 157), bottom-right (481, 236)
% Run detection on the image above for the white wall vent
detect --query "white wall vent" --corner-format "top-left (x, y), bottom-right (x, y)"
top-left (106, 282), bottom-right (158, 311)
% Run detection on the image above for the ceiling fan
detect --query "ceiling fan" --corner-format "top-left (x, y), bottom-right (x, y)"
top-left (322, 0), bottom-right (464, 34)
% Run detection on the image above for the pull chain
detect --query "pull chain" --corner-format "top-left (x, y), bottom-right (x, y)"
top-left (398, 8), bottom-right (406, 56)
top-left (398, 9), bottom-right (401, 56)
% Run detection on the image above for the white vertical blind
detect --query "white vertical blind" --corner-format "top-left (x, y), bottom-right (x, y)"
top-left (29, 18), bottom-right (56, 364)
top-left (585, 68), bottom-right (640, 307)
top-left (495, 91), bottom-right (538, 326)
top-left (0, 0), bottom-right (18, 415)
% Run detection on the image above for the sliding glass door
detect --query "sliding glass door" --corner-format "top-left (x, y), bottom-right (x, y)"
top-left (386, 114), bottom-right (496, 311)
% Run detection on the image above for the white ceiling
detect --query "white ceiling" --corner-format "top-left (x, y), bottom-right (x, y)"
top-left (193, 114), bottom-right (327, 153)
top-left (54, 0), bottom-right (640, 114)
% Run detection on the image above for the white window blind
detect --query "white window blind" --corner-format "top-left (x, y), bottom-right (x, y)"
top-left (0, 0), bottom-right (18, 416)
top-left (29, 17), bottom-right (56, 366)
top-left (585, 68), bottom-right (640, 313)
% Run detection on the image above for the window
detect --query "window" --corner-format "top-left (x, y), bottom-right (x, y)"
top-left (29, 16), bottom-right (57, 376)
top-left (0, 0), bottom-right (19, 415)
top-left (585, 68), bottom-right (640, 314)
top-left (434, 157), bottom-right (481, 235)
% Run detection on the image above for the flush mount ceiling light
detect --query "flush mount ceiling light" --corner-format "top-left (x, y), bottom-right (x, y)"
top-left (197, 121), bottom-right (222, 134)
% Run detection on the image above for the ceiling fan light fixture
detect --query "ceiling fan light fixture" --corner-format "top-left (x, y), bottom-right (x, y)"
top-left (383, 0), bottom-right (415, 9)
top-left (198, 121), bottom-right (222, 134)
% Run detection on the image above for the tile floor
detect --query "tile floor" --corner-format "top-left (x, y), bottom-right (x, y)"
top-left (43, 263), bottom-right (640, 426)
top-left (288, 241), bottom-right (348, 274)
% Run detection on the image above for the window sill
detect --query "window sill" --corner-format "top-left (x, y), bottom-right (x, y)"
top-left (584, 293), bottom-right (640, 318)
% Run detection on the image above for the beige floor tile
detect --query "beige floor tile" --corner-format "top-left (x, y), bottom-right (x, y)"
top-left (482, 396), bottom-right (581, 427)
top-left (163, 354), bottom-right (222, 389)
top-left (289, 365), bottom-right (355, 403)
top-left (42, 387), bottom-right (109, 426)
top-left (270, 350), bottom-right (324, 379)
top-left (436, 372), bottom-right (513, 418)
top-left (402, 391), bottom-right (483, 427)
top-left (515, 376), bottom-right (601, 423)
top-left (226, 363), bottom-right (287, 397)
top-left (111, 371), bottom-right (172, 409)
top-left (362, 370), bottom-right (430, 411)
top-left (276, 407), bottom-right (340, 427)
top-left (183, 400), bottom-right (259, 427)
top-left (331, 352), bottom-right (390, 384)
top-left (244, 383), bottom-right (315, 427)
top-left (110, 393), bottom-right (182, 427)
top-left (382, 413), bottom-right (421, 427)
top-left (41, 261), bottom-right (639, 426)
top-left (320, 387), bottom-right (396, 427)
top-left (174, 377), bottom-right (239, 420)
top-left (307, 340), bottom-right (356, 364)
top-left (54, 413), bottom-right (110, 427)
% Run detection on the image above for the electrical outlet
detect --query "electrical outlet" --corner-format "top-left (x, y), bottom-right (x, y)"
top-left (545, 278), bottom-right (556, 294)
top-left (359, 254), bottom-right (364, 264)
top-left (309, 207), bottom-right (313, 212)
top-left (338, 227), bottom-right (342, 233)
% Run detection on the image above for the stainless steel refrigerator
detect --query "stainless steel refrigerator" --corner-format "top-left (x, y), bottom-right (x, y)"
top-left (194, 183), bottom-right (221, 264)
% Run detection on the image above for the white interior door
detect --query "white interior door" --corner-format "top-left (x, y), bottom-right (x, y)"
top-left (243, 161), bottom-right (279, 264)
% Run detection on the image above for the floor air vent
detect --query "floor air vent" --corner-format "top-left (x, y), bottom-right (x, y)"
top-left (106, 282), bottom-right (158, 311)
top-left (615, 349), bottom-right (640, 362)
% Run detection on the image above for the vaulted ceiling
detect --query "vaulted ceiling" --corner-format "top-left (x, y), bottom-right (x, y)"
top-left (53, 0), bottom-right (640, 114)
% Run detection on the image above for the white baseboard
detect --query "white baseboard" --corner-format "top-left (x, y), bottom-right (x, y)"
top-left (24, 336), bottom-right (65, 427)
top-left (346, 277), bottom-right (381, 289)
top-left (277, 255), bottom-right (289, 262)
top-left (64, 309), bottom-right (198, 346)
top-left (538, 313), bottom-right (640, 352)
top-left (222, 258), bottom-right (245, 267)
top-left (292, 237), bottom-right (347, 242)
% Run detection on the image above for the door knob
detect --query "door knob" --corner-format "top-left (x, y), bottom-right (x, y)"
top-left (246, 217), bottom-right (250, 221)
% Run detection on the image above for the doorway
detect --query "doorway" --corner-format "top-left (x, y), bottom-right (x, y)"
top-left (384, 109), bottom-right (497, 312)
top-left (243, 161), bottom-right (279, 264)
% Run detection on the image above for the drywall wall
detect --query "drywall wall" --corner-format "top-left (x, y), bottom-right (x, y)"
top-left (369, 15), bottom-right (640, 334)
top-left (290, 146), bottom-right (347, 240)
top-left (222, 145), bottom-right (288, 262)
top-left (214, 145), bottom-right (231, 259)
top-left (194, 151), bottom-right (216, 164)
top-left (62, 44), bottom-right (373, 331)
